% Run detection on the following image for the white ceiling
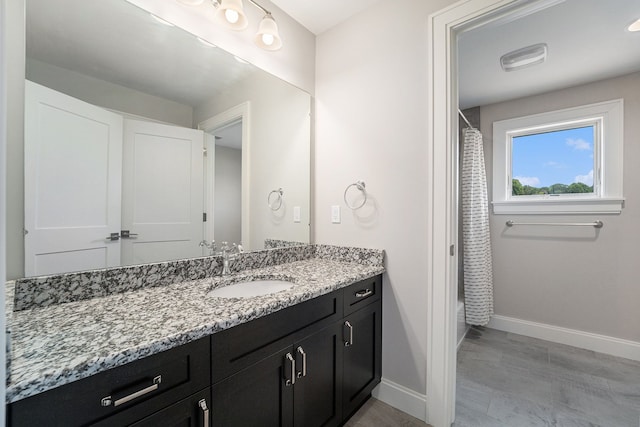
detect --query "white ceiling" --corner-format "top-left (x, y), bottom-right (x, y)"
top-left (27, 0), bottom-right (640, 112)
top-left (270, 0), bottom-right (384, 35)
top-left (458, 0), bottom-right (640, 108)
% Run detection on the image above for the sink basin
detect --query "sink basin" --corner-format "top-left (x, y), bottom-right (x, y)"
top-left (208, 279), bottom-right (295, 298)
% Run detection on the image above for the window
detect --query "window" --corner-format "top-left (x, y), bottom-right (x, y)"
top-left (492, 99), bottom-right (624, 214)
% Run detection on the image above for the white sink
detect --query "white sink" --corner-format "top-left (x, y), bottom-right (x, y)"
top-left (208, 279), bottom-right (295, 298)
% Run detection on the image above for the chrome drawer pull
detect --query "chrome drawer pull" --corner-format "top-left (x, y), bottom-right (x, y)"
top-left (285, 353), bottom-right (296, 386)
top-left (296, 346), bottom-right (307, 378)
top-left (344, 321), bottom-right (354, 347)
top-left (355, 289), bottom-right (373, 298)
top-left (199, 399), bottom-right (209, 427)
top-left (101, 375), bottom-right (162, 407)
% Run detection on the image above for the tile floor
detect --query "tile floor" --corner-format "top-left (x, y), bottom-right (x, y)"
top-left (345, 397), bottom-right (430, 427)
top-left (454, 327), bottom-right (640, 427)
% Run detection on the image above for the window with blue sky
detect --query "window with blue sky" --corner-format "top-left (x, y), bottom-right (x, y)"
top-left (511, 125), bottom-right (595, 196)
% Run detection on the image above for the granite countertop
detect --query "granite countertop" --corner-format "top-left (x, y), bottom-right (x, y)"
top-left (7, 258), bottom-right (384, 404)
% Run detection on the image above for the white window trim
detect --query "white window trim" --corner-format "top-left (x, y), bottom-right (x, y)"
top-left (492, 99), bottom-right (625, 214)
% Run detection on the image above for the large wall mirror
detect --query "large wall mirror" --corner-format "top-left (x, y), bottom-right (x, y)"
top-left (18, 0), bottom-right (311, 278)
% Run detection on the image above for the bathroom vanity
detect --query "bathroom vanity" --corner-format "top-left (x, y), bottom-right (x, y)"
top-left (6, 245), bottom-right (383, 426)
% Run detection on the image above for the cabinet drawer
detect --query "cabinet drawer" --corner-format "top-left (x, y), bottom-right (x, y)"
top-left (343, 275), bottom-right (381, 316)
top-left (9, 337), bottom-right (210, 427)
top-left (212, 290), bottom-right (343, 382)
top-left (93, 388), bottom-right (211, 427)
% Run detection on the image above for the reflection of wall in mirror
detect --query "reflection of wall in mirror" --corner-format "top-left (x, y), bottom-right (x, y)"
top-left (214, 145), bottom-right (242, 245)
top-left (13, 57), bottom-right (310, 276)
top-left (195, 71), bottom-right (311, 251)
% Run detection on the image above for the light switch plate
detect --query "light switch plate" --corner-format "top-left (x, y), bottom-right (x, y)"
top-left (293, 206), bottom-right (301, 223)
top-left (331, 205), bottom-right (341, 224)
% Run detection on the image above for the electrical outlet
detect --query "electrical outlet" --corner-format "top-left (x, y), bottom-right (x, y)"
top-left (331, 205), bottom-right (341, 224)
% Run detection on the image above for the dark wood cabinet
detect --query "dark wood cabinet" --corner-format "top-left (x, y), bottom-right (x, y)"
top-left (212, 346), bottom-right (294, 427)
top-left (211, 321), bottom-right (344, 427)
top-left (9, 337), bottom-right (210, 427)
top-left (342, 300), bottom-right (382, 418)
top-left (293, 321), bottom-right (343, 427)
top-left (8, 275), bottom-right (382, 427)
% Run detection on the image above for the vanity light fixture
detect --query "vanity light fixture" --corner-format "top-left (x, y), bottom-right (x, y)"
top-left (176, 0), bottom-right (282, 51)
top-left (216, 0), bottom-right (249, 30)
top-left (628, 18), bottom-right (640, 32)
top-left (500, 43), bottom-right (547, 72)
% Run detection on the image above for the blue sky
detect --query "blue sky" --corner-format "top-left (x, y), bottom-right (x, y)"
top-left (512, 126), bottom-right (594, 187)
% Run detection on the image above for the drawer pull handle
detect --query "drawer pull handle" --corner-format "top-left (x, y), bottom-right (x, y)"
top-left (199, 399), bottom-right (209, 427)
top-left (296, 346), bottom-right (307, 378)
top-left (101, 375), bottom-right (162, 407)
top-left (344, 321), bottom-right (354, 347)
top-left (285, 353), bottom-right (296, 386)
top-left (355, 289), bottom-right (373, 298)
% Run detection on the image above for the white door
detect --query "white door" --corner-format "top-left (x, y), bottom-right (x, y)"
top-left (122, 119), bottom-right (205, 265)
top-left (24, 81), bottom-right (123, 276)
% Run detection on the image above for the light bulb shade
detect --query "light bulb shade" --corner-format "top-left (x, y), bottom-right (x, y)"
top-left (254, 14), bottom-right (282, 51)
top-left (216, 0), bottom-right (248, 30)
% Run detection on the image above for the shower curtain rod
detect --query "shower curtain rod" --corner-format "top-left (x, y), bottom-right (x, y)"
top-left (458, 109), bottom-right (474, 129)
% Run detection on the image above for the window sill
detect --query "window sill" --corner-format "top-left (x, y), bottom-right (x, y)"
top-left (492, 198), bottom-right (624, 215)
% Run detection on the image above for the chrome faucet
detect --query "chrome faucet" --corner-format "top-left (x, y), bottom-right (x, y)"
top-left (219, 241), bottom-right (244, 276)
top-left (199, 240), bottom-right (217, 255)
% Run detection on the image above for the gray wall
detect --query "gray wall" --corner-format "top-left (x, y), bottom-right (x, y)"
top-left (6, 0), bottom-right (25, 280)
top-left (481, 72), bottom-right (640, 342)
top-left (315, 0), bottom-right (459, 397)
top-left (26, 59), bottom-right (194, 128)
top-left (214, 146), bottom-right (242, 245)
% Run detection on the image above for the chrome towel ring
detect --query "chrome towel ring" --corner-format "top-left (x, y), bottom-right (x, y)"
top-left (268, 188), bottom-right (284, 211)
top-left (344, 180), bottom-right (367, 210)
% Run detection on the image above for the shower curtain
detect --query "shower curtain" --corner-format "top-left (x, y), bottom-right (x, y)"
top-left (461, 127), bottom-right (494, 326)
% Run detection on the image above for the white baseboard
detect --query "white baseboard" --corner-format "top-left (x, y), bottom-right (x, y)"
top-left (488, 315), bottom-right (640, 362)
top-left (457, 325), bottom-right (470, 351)
top-left (372, 378), bottom-right (427, 422)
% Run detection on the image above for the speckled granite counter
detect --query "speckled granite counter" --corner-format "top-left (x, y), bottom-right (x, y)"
top-left (7, 255), bottom-right (384, 404)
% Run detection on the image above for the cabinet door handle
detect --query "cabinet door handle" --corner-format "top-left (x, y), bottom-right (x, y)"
top-left (355, 289), bottom-right (373, 298)
top-left (296, 346), bottom-right (307, 378)
top-left (285, 352), bottom-right (296, 386)
top-left (101, 375), bottom-right (162, 407)
top-left (199, 399), bottom-right (209, 427)
top-left (344, 321), bottom-right (354, 347)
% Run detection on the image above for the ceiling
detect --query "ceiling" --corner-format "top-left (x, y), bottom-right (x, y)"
top-left (270, 0), bottom-right (384, 35)
top-left (27, 0), bottom-right (640, 111)
top-left (458, 0), bottom-right (640, 108)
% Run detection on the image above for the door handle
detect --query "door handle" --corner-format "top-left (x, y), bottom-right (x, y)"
top-left (344, 321), bottom-right (354, 347)
top-left (120, 230), bottom-right (138, 239)
top-left (296, 346), bottom-right (307, 378)
top-left (355, 289), bottom-right (373, 298)
top-left (284, 352), bottom-right (296, 386)
top-left (106, 232), bottom-right (120, 241)
top-left (198, 399), bottom-right (209, 427)
top-left (101, 375), bottom-right (162, 407)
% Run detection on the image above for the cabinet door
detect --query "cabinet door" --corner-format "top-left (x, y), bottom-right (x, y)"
top-left (342, 300), bottom-right (382, 418)
top-left (212, 347), bottom-right (294, 427)
top-left (293, 322), bottom-right (343, 427)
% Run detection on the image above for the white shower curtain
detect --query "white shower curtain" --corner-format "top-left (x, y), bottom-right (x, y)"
top-left (461, 127), bottom-right (494, 326)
